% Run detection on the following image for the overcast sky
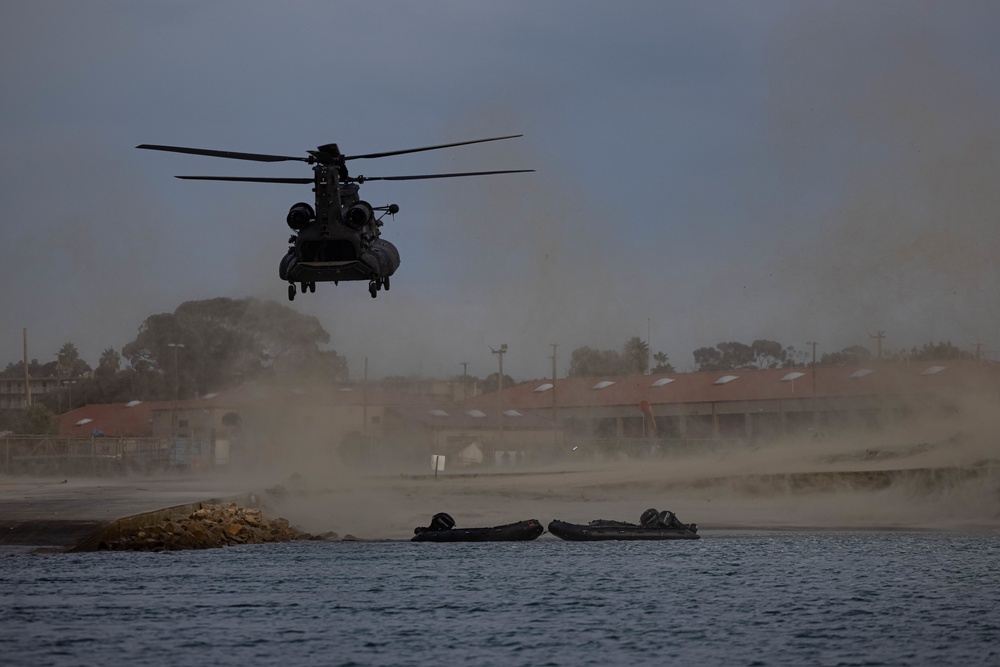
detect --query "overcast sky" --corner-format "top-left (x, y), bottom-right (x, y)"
top-left (2, 1), bottom-right (999, 381)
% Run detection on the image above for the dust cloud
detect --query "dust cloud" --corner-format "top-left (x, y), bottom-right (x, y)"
top-left (226, 391), bottom-right (1000, 540)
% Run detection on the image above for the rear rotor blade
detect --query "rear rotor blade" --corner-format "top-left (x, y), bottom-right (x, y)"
top-left (176, 176), bottom-right (314, 184)
top-left (352, 169), bottom-right (534, 183)
top-left (345, 135), bottom-right (524, 161)
top-left (137, 144), bottom-right (311, 163)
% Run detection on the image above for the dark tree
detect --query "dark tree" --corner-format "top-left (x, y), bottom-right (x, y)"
top-left (695, 340), bottom-right (791, 371)
top-left (909, 341), bottom-right (974, 362)
top-left (482, 372), bottom-right (516, 394)
top-left (692, 346), bottom-right (724, 372)
top-left (56, 342), bottom-right (91, 378)
top-left (2, 358), bottom-right (56, 379)
top-left (568, 346), bottom-right (625, 377)
top-left (95, 347), bottom-right (121, 380)
top-left (821, 345), bottom-right (874, 366)
top-left (748, 339), bottom-right (782, 368)
top-left (121, 297), bottom-right (345, 398)
top-left (651, 351), bottom-right (676, 374)
top-left (883, 340), bottom-right (975, 363)
top-left (621, 337), bottom-right (650, 375)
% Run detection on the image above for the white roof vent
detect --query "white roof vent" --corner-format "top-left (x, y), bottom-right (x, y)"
top-left (651, 378), bottom-right (675, 387)
top-left (592, 381), bottom-right (615, 390)
top-left (781, 372), bottom-right (806, 382)
top-left (921, 365), bottom-right (946, 376)
top-left (201, 392), bottom-right (218, 399)
top-left (533, 383), bottom-right (554, 392)
top-left (504, 409), bottom-right (523, 417)
top-left (714, 375), bottom-right (739, 385)
top-left (75, 418), bottom-right (94, 426)
top-left (125, 400), bottom-right (142, 408)
top-left (466, 409), bottom-right (487, 418)
top-left (850, 369), bottom-right (874, 379)
top-left (428, 409), bottom-right (449, 417)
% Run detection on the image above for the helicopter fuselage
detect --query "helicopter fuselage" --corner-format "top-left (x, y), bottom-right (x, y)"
top-left (279, 164), bottom-right (400, 299)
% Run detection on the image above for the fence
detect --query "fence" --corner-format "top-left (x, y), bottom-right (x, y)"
top-left (1, 436), bottom-right (211, 477)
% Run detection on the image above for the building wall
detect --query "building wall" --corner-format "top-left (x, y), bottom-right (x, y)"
top-left (0, 377), bottom-right (62, 409)
top-left (548, 389), bottom-right (1000, 446)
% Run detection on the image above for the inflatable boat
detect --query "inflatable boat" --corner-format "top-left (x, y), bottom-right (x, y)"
top-left (548, 508), bottom-right (700, 541)
top-left (411, 513), bottom-right (544, 542)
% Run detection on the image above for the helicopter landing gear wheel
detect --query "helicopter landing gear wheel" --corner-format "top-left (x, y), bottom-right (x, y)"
top-left (308, 282), bottom-right (316, 293)
top-left (368, 280), bottom-right (378, 298)
top-left (288, 283), bottom-right (296, 301)
top-left (384, 276), bottom-right (390, 291)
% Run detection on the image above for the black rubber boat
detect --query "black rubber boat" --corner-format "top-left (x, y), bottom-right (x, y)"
top-left (548, 508), bottom-right (700, 541)
top-left (411, 512), bottom-right (544, 542)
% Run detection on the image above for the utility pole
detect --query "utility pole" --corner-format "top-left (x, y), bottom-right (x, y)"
top-left (491, 344), bottom-right (507, 455)
top-left (63, 380), bottom-right (77, 411)
top-left (363, 356), bottom-right (369, 440)
top-left (460, 361), bottom-right (469, 400)
top-left (807, 341), bottom-right (818, 427)
top-left (647, 318), bottom-right (652, 374)
top-left (167, 343), bottom-right (185, 438)
top-left (549, 343), bottom-right (558, 446)
top-left (23, 328), bottom-right (30, 408)
top-left (869, 330), bottom-right (885, 361)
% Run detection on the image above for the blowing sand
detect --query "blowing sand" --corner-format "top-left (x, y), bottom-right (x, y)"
top-left (259, 427), bottom-right (1000, 540)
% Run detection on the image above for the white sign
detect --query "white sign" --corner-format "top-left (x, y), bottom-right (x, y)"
top-left (431, 454), bottom-right (446, 471)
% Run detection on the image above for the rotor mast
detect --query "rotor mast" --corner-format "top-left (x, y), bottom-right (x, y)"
top-left (313, 163), bottom-right (341, 238)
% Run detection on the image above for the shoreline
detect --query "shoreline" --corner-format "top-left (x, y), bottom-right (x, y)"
top-left (3, 445), bottom-right (998, 550)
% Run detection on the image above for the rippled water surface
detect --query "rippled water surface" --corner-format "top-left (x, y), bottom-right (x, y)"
top-left (3, 532), bottom-right (999, 666)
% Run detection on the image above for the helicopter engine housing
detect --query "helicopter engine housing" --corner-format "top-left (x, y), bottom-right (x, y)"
top-left (286, 202), bottom-right (315, 231)
top-left (345, 201), bottom-right (374, 231)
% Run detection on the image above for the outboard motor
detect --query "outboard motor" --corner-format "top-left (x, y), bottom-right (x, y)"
top-left (640, 508), bottom-right (660, 527)
top-left (429, 512), bottom-right (456, 532)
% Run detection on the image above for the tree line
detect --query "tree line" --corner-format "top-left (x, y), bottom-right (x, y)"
top-left (567, 338), bottom-right (974, 377)
top-left (1, 298), bottom-right (347, 432)
top-left (0, 292), bottom-right (980, 433)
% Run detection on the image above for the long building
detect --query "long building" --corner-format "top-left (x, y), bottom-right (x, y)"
top-left (464, 360), bottom-right (1000, 453)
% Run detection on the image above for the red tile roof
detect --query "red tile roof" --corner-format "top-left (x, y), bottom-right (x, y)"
top-left (58, 401), bottom-right (162, 437)
top-left (465, 361), bottom-right (1000, 411)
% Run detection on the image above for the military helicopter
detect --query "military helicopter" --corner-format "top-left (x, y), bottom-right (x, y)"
top-left (137, 135), bottom-right (532, 301)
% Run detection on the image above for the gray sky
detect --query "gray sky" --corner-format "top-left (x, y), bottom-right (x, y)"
top-left (2, 1), bottom-right (999, 381)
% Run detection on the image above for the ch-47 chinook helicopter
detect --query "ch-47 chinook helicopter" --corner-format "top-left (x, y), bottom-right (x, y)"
top-left (137, 135), bottom-right (532, 301)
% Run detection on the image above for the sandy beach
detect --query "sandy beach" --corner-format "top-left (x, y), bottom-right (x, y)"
top-left (3, 422), bottom-right (997, 548)
top-left (266, 427), bottom-right (1000, 539)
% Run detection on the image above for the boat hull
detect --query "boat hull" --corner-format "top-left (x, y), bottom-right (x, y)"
top-left (411, 519), bottom-right (544, 542)
top-left (548, 519), bottom-right (700, 541)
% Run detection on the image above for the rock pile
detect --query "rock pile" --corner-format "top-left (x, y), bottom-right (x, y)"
top-left (97, 502), bottom-right (338, 551)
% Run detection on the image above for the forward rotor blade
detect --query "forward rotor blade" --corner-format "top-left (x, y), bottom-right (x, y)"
top-left (353, 169), bottom-right (534, 183)
top-left (175, 176), bottom-right (314, 184)
top-left (345, 135), bottom-right (524, 161)
top-left (137, 144), bottom-right (311, 163)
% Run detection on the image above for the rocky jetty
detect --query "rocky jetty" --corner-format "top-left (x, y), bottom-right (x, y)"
top-left (97, 502), bottom-right (338, 551)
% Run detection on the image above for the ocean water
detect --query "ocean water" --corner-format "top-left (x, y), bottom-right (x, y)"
top-left (2, 532), bottom-right (998, 666)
